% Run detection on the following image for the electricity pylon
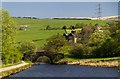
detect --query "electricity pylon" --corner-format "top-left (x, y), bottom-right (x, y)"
top-left (95, 3), bottom-right (102, 20)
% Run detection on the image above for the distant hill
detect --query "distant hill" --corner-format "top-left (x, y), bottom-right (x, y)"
top-left (91, 16), bottom-right (119, 21)
top-left (51, 16), bottom-right (119, 21)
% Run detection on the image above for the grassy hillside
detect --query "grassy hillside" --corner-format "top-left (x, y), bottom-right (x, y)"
top-left (13, 18), bottom-right (112, 47)
top-left (16, 30), bottom-right (64, 46)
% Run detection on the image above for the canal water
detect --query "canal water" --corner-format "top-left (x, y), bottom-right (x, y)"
top-left (8, 64), bottom-right (119, 79)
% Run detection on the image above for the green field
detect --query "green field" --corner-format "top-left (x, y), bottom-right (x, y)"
top-left (16, 30), bottom-right (64, 47)
top-left (13, 18), bottom-right (112, 47)
top-left (13, 18), bottom-right (110, 28)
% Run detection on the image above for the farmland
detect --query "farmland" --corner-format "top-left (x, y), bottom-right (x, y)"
top-left (13, 18), bottom-right (113, 47)
top-left (2, 10), bottom-right (120, 78)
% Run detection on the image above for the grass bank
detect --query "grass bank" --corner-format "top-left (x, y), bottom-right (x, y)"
top-left (58, 57), bottom-right (120, 68)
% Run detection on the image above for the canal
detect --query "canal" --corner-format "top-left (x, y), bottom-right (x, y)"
top-left (7, 64), bottom-right (119, 79)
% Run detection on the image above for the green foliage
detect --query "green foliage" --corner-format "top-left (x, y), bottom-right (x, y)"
top-left (59, 46), bottom-right (72, 55)
top-left (75, 23), bottom-right (81, 28)
top-left (69, 22), bottom-right (119, 59)
top-left (86, 22), bottom-right (120, 58)
top-left (44, 34), bottom-right (68, 64)
top-left (70, 25), bottom-right (75, 30)
top-left (1, 10), bottom-right (22, 64)
top-left (62, 26), bottom-right (67, 33)
top-left (62, 26), bottom-right (67, 30)
top-left (19, 41), bottom-right (37, 61)
top-left (110, 22), bottom-right (120, 56)
top-left (80, 24), bottom-right (95, 44)
top-left (44, 34), bottom-right (68, 53)
top-left (88, 31), bottom-right (110, 47)
top-left (46, 25), bottom-right (51, 30)
top-left (93, 39), bottom-right (119, 57)
top-left (69, 45), bottom-right (84, 58)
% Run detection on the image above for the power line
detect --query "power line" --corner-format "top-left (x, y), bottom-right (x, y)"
top-left (95, 3), bottom-right (102, 20)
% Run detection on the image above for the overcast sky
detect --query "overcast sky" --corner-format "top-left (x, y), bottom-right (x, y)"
top-left (2, 2), bottom-right (118, 18)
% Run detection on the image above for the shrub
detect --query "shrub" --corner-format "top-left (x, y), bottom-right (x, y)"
top-left (93, 39), bottom-right (120, 58)
top-left (44, 34), bottom-right (68, 64)
top-left (69, 45), bottom-right (84, 58)
top-left (46, 25), bottom-right (51, 30)
top-left (19, 41), bottom-right (37, 61)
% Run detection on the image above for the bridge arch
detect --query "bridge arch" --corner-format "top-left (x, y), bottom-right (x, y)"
top-left (32, 52), bottom-right (51, 63)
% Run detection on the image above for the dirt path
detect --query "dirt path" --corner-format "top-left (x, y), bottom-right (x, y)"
top-left (0, 61), bottom-right (28, 73)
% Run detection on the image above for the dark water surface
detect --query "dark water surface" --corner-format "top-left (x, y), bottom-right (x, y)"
top-left (9, 64), bottom-right (119, 79)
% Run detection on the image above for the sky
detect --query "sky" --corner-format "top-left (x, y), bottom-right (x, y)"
top-left (1, 0), bottom-right (120, 2)
top-left (1, 2), bottom-right (118, 18)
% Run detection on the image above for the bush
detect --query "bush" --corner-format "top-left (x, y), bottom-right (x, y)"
top-left (44, 34), bottom-right (68, 53)
top-left (44, 34), bottom-right (68, 64)
top-left (69, 45), bottom-right (84, 58)
top-left (19, 41), bottom-right (37, 61)
top-left (93, 39), bottom-right (120, 58)
top-left (46, 25), bottom-right (51, 30)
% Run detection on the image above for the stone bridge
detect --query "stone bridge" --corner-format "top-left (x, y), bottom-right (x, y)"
top-left (32, 52), bottom-right (64, 63)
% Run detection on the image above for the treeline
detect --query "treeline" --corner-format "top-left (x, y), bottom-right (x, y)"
top-left (53, 18), bottom-right (91, 20)
top-left (45, 22), bottom-right (115, 30)
top-left (12, 16), bottom-right (38, 19)
top-left (42, 21), bottom-right (120, 64)
top-left (68, 22), bottom-right (120, 58)
top-left (45, 23), bottom-right (88, 30)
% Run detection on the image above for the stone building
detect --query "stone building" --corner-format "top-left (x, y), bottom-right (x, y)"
top-left (63, 30), bottom-right (77, 43)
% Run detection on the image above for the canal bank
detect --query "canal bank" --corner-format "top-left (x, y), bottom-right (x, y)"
top-left (1, 60), bottom-right (119, 79)
top-left (0, 61), bottom-right (32, 78)
top-left (57, 57), bottom-right (119, 68)
top-left (67, 60), bottom-right (118, 67)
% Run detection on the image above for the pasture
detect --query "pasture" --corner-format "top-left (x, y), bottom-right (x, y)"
top-left (13, 18), bottom-right (112, 47)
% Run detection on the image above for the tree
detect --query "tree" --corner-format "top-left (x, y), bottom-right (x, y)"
top-left (80, 24), bottom-right (95, 45)
top-left (109, 24), bottom-right (116, 34)
top-left (44, 34), bottom-right (68, 64)
top-left (46, 25), bottom-right (51, 30)
top-left (19, 41), bottom-right (37, 61)
top-left (75, 23), bottom-right (81, 28)
top-left (1, 10), bottom-right (22, 64)
top-left (70, 25), bottom-right (75, 30)
top-left (110, 22), bottom-right (120, 56)
top-left (93, 39), bottom-right (119, 57)
top-left (69, 45), bottom-right (84, 58)
top-left (62, 26), bottom-right (67, 33)
top-left (87, 30), bottom-right (111, 57)
top-left (88, 31), bottom-right (110, 47)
